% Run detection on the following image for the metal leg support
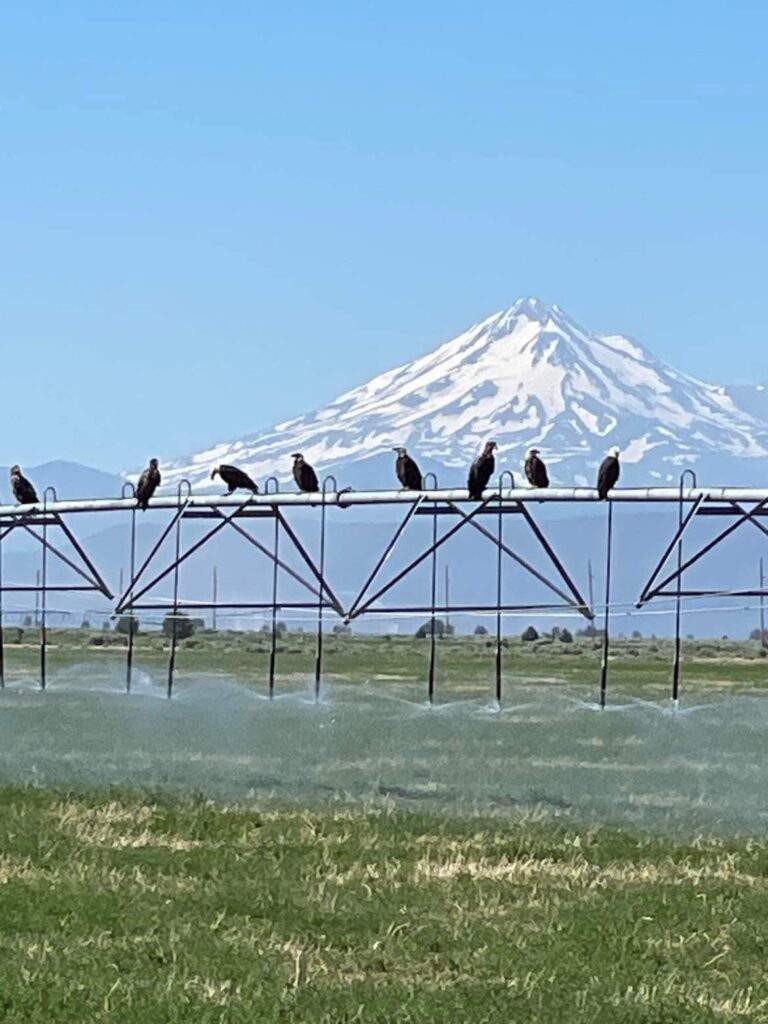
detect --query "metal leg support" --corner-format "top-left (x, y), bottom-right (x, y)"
top-left (314, 492), bottom-right (329, 702)
top-left (495, 498), bottom-right (503, 706)
top-left (40, 499), bottom-right (49, 690)
top-left (167, 487), bottom-right (189, 698)
top-left (599, 502), bottom-right (614, 709)
top-left (428, 501), bottom-right (438, 706)
top-left (269, 508), bottom-right (279, 699)
top-left (126, 505), bottom-right (137, 693)
top-left (0, 531), bottom-right (4, 689)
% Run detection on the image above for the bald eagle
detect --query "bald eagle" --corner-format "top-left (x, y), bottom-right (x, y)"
top-left (136, 458), bottom-right (161, 510)
top-left (10, 465), bottom-right (38, 505)
top-left (467, 441), bottom-right (498, 500)
top-left (597, 448), bottom-right (620, 500)
top-left (291, 453), bottom-right (319, 493)
top-left (525, 449), bottom-right (549, 489)
top-left (211, 464), bottom-right (259, 495)
top-left (393, 447), bottom-right (422, 490)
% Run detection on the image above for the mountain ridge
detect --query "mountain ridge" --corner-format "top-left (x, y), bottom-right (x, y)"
top-left (159, 297), bottom-right (768, 491)
top-left (0, 461), bottom-right (125, 505)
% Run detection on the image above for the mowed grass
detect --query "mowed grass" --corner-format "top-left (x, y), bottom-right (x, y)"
top-left (1, 785), bottom-right (768, 1022)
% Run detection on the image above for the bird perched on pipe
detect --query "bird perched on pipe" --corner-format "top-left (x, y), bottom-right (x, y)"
top-left (291, 453), bottom-right (319, 493)
top-left (136, 458), bottom-right (161, 510)
top-left (467, 441), bottom-right (498, 500)
top-left (525, 448), bottom-right (549, 489)
top-left (597, 447), bottom-right (620, 500)
top-left (10, 465), bottom-right (38, 505)
top-left (211, 464), bottom-right (259, 495)
top-left (393, 447), bottom-right (422, 490)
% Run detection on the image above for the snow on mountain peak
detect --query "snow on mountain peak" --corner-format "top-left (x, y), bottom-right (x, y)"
top-left (161, 300), bottom-right (768, 490)
top-left (506, 295), bottom-right (551, 319)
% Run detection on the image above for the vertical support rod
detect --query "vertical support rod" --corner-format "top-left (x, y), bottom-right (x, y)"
top-left (428, 501), bottom-right (438, 705)
top-left (0, 529), bottom-right (4, 689)
top-left (167, 506), bottom-right (184, 699)
top-left (125, 506), bottom-right (137, 693)
top-left (672, 488), bottom-right (685, 704)
top-left (760, 557), bottom-right (766, 651)
top-left (269, 510), bottom-right (280, 699)
top-left (599, 502), bottom-right (614, 709)
top-left (212, 566), bottom-right (218, 632)
top-left (671, 470), bottom-right (696, 704)
top-left (40, 514), bottom-right (48, 690)
top-left (495, 498), bottom-right (503, 707)
top-left (314, 496), bottom-right (328, 702)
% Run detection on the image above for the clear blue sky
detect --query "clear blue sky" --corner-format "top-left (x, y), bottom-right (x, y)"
top-left (2, 1), bottom-right (767, 471)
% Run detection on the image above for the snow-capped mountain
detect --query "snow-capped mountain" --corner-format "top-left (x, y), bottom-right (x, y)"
top-left (162, 297), bottom-right (768, 490)
top-left (724, 382), bottom-right (768, 424)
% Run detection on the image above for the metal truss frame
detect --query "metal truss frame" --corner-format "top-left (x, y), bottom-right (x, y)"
top-left (113, 483), bottom-right (343, 698)
top-left (343, 484), bottom-right (593, 705)
top-left (105, 475), bottom-right (592, 703)
top-left (5, 471), bottom-right (765, 707)
top-left (0, 488), bottom-right (113, 690)
top-left (635, 470), bottom-right (768, 704)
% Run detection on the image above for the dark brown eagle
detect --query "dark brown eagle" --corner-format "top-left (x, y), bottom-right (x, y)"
top-left (136, 458), bottom-right (161, 510)
top-left (291, 453), bottom-right (319, 493)
top-left (467, 441), bottom-right (497, 500)
top-left (524, 448), bottom-right (549, 489)
top-left (393, 447), bottom-right (422, 490)
top-left (10, 465), bottom-right (39, 505)
top-left (211, 464), bottom-right (259, 495)
top-left (597, 448), bottom-right (620, 500)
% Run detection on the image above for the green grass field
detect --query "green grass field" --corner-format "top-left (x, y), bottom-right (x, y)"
top-left (2, 630), bottom-right (768, 1020)
top-left (0, 785), bottom-right (767, 1022)
top-left (3, 626), bottom-right (768, 697)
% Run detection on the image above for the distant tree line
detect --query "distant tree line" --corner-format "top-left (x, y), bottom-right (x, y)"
top-left (472, 624), bottom-right (573, 642)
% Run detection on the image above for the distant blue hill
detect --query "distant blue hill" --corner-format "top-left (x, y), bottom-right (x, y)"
top-left (0, 461), bottom-right (125, 505)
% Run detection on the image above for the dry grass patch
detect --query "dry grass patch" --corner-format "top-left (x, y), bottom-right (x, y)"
top-left (414, 850), bottom-right (762, 889)
top-left (52, 799), bottom-right (202, 851)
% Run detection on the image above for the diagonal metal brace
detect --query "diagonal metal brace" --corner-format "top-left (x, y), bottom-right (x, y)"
top-left (211, 507), bottom-right (335, 610)
top-left (117, 502), bottom-right (331, 614)
top-left (636, 493), bottom-right (708, 606)
top-left (21, 523), bottom-right (109, 596)
top-left (645, 497), bottom-right (768, 600)
top-left (0, 508), bottom-right (45, 544)
top-left (445, 501), bottom-right (591, 617)
top-left (513, 500), bottom-right (592, 612)
top-left (49, 513), bottom-right (113, 598)
top-left (116, 494), bottom-right (259, 611)
top-left (731, 500), bottom-right (768, 543)
top-left (274, 509), bottom-right (345, 616)
top-left (0, 511), bottom-right (113, 598)
top-left (116, 499), bottom-right (192, 610)
top-left (348, 495), bottom-right (499, 620)
top-left (346, 496), bottom-right (425, 620)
